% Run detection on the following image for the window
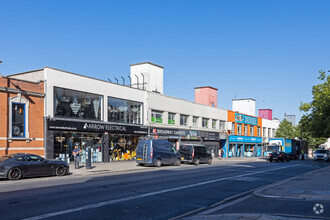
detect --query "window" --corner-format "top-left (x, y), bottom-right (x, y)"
top-left (219, 121), bottom-right (226, 131)
top-left (268, 128), bottom-right (271, 137)
top-left (263, 127), bottom-right (266, 137)
top-left (108, 97), bottom-right (142, 124)
top-left (54, 87), bottom-right (102, 121)
top-left (168, 113), bottom-right (175, 125)
top-left (237, 123), bottom-right (242, 135)
top-left (244, 125), bottom-right (248, 136)
top-left (212, 120), bottom-right (217, 129)
top-left (272, 129), bottom-right (275, 138)
top-left (151, 110), bottom-right (163, 123)
top-left (12, 103), bottom-right (25, 138)
top-left (257, 127), bottom-right (261, 137)
top-left (250, 126), bottom-right (254, 136)
top-left (193, 116), bottom-right (199, 127)
top-left (9, 94), bottom-right (30, 139)
top-left (26, 155), bottom-right (44, 162)
top-left (16, 156), bottom-right (26, 161)
top-left (202, 118), bottom-right (209, 128)
top-left (231, 123), bottom-right (235, 134)
top-left (180, 114), bottom-right (188, 126)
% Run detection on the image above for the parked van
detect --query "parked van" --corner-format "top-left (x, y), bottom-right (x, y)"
top-left (136, 139), bottom-right (181, 167)
top-left (179, 144), bottom-right (212, 165)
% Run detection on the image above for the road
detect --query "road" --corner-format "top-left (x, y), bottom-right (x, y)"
top-left (0, 160), bottom-right (328, 220)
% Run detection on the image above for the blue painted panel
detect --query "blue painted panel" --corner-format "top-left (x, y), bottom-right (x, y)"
top-left (229, 135), bottom-right (262, 143)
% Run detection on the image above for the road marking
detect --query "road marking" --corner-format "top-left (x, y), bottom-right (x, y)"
top-left (198, 195), bottom-right (253, 215)
top-left (23, 164), bottom-right (301, 220)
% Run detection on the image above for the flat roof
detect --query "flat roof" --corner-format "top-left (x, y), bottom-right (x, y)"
top-left (130, 62), bottom-right (164, 69)
top-left (194, 86), bottom-right (218, 90)
top-left (232, 98), bottom-right (256, 101)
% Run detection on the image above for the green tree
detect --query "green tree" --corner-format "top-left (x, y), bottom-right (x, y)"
top-left (299, 70), bottom-right (330, 147)
top-left (275, 119), bottom-right (299, 138)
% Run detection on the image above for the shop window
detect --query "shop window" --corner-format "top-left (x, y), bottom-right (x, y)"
top-left (193, 116), bottom-right (199, 127)
top-left (250, 126), bottom-right (254, 136)
top-left (180, 114), bottom-right (188, 126)
top-left (237, 123), bottom-right (242, 135)
top-left (168, 113), bottom-right (175, 124)
top-left (108, 97), bottom-right (142, 124)
top-left (257, 127), bottom-right (261, 137)
top-left (212, 120), bottom-right (217, 129)
top-left (9, 95), bottom-right (29, 139)
top-left (244, 125), bottom-right (248, 136)
top-left (202, 118), bottom-right (209, 128)
top-left (219, 121), bottom-right (226, 131)
top-left (54, 87), bottom-right (102, 121)
top-left (151, 110), bottom-right (163, 123)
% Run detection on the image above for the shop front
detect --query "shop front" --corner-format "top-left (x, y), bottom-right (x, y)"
top-left (227, 135), bottom-right (262, 157)
top-left (150, 127), bottom-right (223, 157)
top-left (46, 118), bottom-right (148, 162)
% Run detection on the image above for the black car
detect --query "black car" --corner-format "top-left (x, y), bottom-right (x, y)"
top-left (179, 144), bottom-right (212, 165)
top-left (269, 151), bottom-right (290, 162)
top-left (0, 153), bottom-right (69, 180)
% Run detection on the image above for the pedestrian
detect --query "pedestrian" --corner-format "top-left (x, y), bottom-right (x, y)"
top-left (72, 145), bottom-right (82, 169)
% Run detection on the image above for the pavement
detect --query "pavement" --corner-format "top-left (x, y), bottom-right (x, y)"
top-left (187, 160), bottom-right (330, 220)
top-left (68, 157), bottom-right (267, 176)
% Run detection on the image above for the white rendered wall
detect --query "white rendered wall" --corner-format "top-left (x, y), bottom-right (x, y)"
top-left (262, 118), bottom-right (280, 137)
top-left (9, 70), bottom-right (44, 83)
top-left (148, 92), bottom-right (228, 131)
top-left (232, 99), bottom-right (256, 116)
top-left (130, 63), bottom-right (163, 94)
top-left (43, 68), bottom-right (148, 124)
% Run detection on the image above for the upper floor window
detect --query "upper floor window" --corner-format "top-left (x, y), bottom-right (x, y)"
top-left (54, 87), bottom-right (102, 121)
top-left (12, 103), bottom-right (25, 138)
top-left (108, 97), bottom-right (142, 124)
top-left (219, 121), bottom-right (226, 131)
top-left (231, 122), bottom-right (235, 134)
top-left (9, 95), bottom-right (30, 139)
top-left (272, 129), bottom-right (275, 138)
top-left (151, 110), bottom-right (163, 123)
top-left (202, 118), bottom-right (209, 128)
top-left (168, 113), bottom-right (175, 125)
top-left (212, 120), bottom-right (217, 129)
top-left (263, 127), bottom-right (266, 137)
top-left (180, 114), bottom-right (188, 126)
top-left (237, 123), bottom-right (242, 135)
top-left (250, 125), bottom-right (254, 136)
top-left (244, 125), bottom-right (248, 136)
top-left (257, 127), bottom-right (261, 137)
top-left (268, 128), bottom-right (271, 137)
top-left (193, 116), bottom-right (199, 127)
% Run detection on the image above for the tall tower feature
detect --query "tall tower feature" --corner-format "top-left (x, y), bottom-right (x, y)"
top-left (259, 109), bottom-right (273, 120)
top-left (194, 86), bottom-right (218, 107)
top-left (232, 98), bottom-right (256, 116)
top-left (130, 62), bottom-right (164, 94)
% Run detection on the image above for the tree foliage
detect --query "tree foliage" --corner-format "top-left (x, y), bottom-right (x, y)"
top-left (275, 119), bottom-right (299, 139)
top-left (299, 70), bottom-right (330, 147)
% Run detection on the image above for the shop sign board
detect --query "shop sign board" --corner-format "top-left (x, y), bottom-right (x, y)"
top-left (235, 113), bottom-right (258, 126)
top-left (229, 135), bottom-right (262, 143)
top-left (48, 118), bottom-right (148, 135)
top-left (151, 127), bottom-right (220, 140)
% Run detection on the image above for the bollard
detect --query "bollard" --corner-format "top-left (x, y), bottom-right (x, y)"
top-left (86, 147), bottom-right (92, 169)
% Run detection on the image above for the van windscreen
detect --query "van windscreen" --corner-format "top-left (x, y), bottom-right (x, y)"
top-left (180, 145), bottom-right (192, 151)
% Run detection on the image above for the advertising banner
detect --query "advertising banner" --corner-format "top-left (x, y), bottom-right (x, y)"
top-left (235, 113), bottom-right (258, 126)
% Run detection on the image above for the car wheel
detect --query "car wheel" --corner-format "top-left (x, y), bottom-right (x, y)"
top-left (56, 165), bottom-right (67, 176)
top-left (8, 167), bottom-right (23, 180)
top-left (208, 158), bottom-right (212, 165)
top-left (155, 159), bottom-right (161, 167)
top-left (175, 159), bottom-right (181, 166)
top-left (194, 158), bottom-right (200, 166)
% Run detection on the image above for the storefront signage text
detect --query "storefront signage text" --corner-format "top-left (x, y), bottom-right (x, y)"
top-left (235, 113), bottom-right (258, 126)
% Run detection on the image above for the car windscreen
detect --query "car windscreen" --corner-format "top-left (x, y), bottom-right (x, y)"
top-left (0, 155), bottom-right (13, 162)
top-left (180, 145), bottom-right (192, 152)
top-left (315, 149), bottom-right (327, 154)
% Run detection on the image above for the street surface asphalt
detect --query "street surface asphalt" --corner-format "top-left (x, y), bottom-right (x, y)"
top-left (0, 159), bottom-right (328, 220)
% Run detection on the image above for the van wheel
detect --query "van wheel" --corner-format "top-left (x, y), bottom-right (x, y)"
top-left (175, 159), bottom-right (181, 166)
top-left (208, 158), bottom-right (212, 165)
top-left (155, 159), bottom-right (161, 167)
top-left (194, 158), bottom-right (200, 166)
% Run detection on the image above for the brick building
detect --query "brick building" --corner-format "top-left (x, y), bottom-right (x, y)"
top-left (0, 74), bottom-right (45, 156)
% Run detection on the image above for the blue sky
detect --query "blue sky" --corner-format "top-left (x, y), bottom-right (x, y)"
top-left (1, 0), bottom-right (329, 122)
